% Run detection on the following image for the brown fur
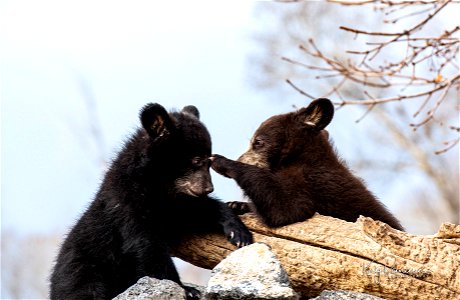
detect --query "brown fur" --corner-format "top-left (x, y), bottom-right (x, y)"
top-left (211, 98), bottom-right (403, 230)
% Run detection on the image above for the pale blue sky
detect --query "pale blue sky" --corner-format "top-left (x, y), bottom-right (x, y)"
top-left (1, 1), bottom-right (302, 235)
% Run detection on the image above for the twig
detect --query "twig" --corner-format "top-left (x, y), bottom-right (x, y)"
top-left (285, 79), bottom-right (316, 99)
top-left (435, 137), bottom-right (460, 155)
top-left (334, 74), bottom-right (460, 106)
top-left (409, 75), bottom-right (457, 128)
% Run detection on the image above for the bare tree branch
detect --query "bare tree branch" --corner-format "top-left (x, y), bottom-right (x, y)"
top-left (283, 0), bottom-right (459, 152)
top-left (338, 0), bottom-right (450, 37)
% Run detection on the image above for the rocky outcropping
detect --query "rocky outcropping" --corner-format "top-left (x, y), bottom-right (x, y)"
top-left (114, 242), bottom-right (385, 299)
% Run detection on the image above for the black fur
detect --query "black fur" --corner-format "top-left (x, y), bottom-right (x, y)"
top-left (50, 103), bottom-right (252, 300)
top-left (211, 98), bottom-right (403, 231)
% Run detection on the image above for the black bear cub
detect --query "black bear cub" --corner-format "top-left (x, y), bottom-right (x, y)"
top-left (211, 98), bottom-right (403, 231)
top-left (50, 103), bottom-right (252, 300)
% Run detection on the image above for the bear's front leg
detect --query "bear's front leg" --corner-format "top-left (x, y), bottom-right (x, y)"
top-left (216, 202), bottom-right (253, 247)
top-left (211, 154), bottom-right (316, 227)
top-left (209, 154), bottom-right (241, 178)
top-left (227, 201), bottom-right (252, 215)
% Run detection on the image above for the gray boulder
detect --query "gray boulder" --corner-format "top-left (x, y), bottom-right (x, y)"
top-left (113, 276), bottom-right (187, 300)
top-left (206, 242), bottom-right (299, 299)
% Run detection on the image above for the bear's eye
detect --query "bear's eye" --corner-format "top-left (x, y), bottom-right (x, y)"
top-left (192, 157), bottom-right (204, 167)
top-left (252, 137), bottom-right (265, 150)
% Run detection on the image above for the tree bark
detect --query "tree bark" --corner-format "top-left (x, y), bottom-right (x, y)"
top-left (172, 213), bottom-right (460, 299)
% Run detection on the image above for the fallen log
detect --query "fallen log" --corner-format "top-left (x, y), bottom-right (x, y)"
top-left (172, 213), bottom-right (460, 299)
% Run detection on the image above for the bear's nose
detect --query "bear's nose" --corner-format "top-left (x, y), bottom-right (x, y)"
top-left (204, 185), bottom-right (214, 194)
top-left (189, 181), bottom-right (213, 196)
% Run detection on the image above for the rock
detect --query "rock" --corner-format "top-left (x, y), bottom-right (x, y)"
top-left (206, 242), bottom-right (299, 299)
top-left (113, 276), bottom-right (186, 300)
top-left (311, 290), bottom-right (386, 300)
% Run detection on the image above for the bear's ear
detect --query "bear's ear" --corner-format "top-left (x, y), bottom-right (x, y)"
top-left (140, 103), bottom-right (174, 138)
top-left (182, 105), bottom-right (200, 119)
top-left (296, 98), bottom-right (334, 131)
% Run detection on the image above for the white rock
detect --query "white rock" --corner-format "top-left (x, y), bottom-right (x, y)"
top-left (206, 242), bottom-right (299, 299)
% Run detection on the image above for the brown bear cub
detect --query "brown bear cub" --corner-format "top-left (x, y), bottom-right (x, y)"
top-left (211, 98), bottom-right (403, 231)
